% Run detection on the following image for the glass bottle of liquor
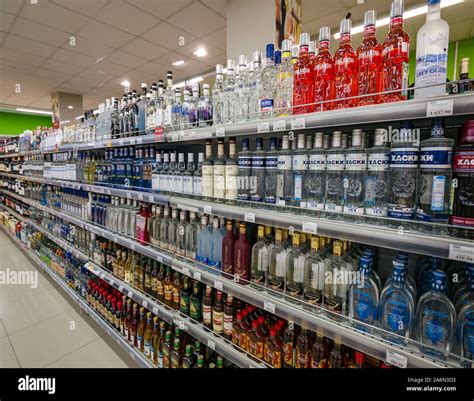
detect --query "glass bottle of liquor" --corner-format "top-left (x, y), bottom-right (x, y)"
top-left (193, 152), bottom-right (204, 197)
top-left (293, 33), bottom-right (315, 114)
top-left (163, 266), bottom-right (173, 307)
top-left (330, 340), bottom-right (344, 368)
top-left (234, 55), bottom-right (249, 122)
top-left (202, 286), bottom-right (213, 329)
top-left (213, 139), bottom-right (226, 200)
top-left (225, 137), bottom-right (238, 203)
top-left (195, 354), bottom-right (205, 368)
top-left (174, 153), bottom-right (186, 194)
top-left (209, 217), bottom-right (225, 271)
top-left (156, 263), bottom-right (165, 302)
top-left (222, 220), bottom-right (236, 278)
top-left (222, 59), bottom-right (236, 124)
top-left (234, 223), bottom-right (251, 284)
top-left (176, 210), bottom-right (187, 256)
top-left (259, 44), bottom-right (275, 118)
top-left (185, 211), bottom-right (200, 259)
top-left (313, 27), bottom-right (335, 111)
top-left (198, 83), bottom-right (213, 127)
top-left (275, 39), bottom-right (293, 117)
top-left (223, 295), bottom-right (234, 340)
top-left (130, 303), bottom-right (139, 347)
top-left (180, 276), bottom-right (191, 316)
top-left (197, 215), bottom-right (212, 264)
top-left (182, 153), bottom-right (195, 196)
top-left (172, 271), bottom-right (182, 311)
top-left (212, 290), bottom-right (224, 335)
top-left (307, 132), bottom-right (326, 210)
top-left (250, 225), bottom-right (271, 289)
top-left (182, 345), bottom-right (195, 368)
top-left (325, 131), bottom-right (345, 214)
top-left (285, 232), bottom-right (306, 302)
top-left (190, 281), bottom-right (202, 323)
top-left (248, 320), bottom-right (264, 359)
top-left (251, 138), bottom-right (265, 202)
top-left (150, 316), bottom-right (160, 364)
top-left (282, 323), bottom-right (295, 368)
top-left (451, 57), bottom-right (473, 94)
top-left (324, 241), bottom-right (347, 318)
top-left (123, 298), bottom-right (132, 339)
top-left (159, 206), bottom-right (170, 250)
top-left (237, 138), bottom-right (252, 202)
top-left (150, 260), bottom-right (159, 299)
top-left (303, 236), bottom-right (324, 310)
top-left (267, 228), bottom-right (288, 295)
top-left (212, 64), bottom-right (224, 125)
top-left (295, 328), bottom-right (311, 368)
top-left (202, 139), bottom-right (214, 200)
top-left (232, 312), bottom-right (244, 348)
top-left (266, 327), bottom-right (283, 368)
top-left (167, 208), bottom-right (179, 253)
top-left (264, 137), bottom-right (278, 205)
top-left (170, 338), bottom-right (182, 368)
top-left (291, 134), bottom-right (308, 207)
top-left (311, 332), bottom-right (326, 368)
top-left (143, 311), bottom-right (153, 356)
top-left (276, 134), bottom-right (293, 205)
top-left (161, 331), bottom-right (172, 368)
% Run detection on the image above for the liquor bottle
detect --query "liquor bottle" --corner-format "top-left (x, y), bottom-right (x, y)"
top-left (306, 132), bottom-right (326, 210)
top-left (223, 295), bottom-right (234, 340)
top-left (451, 57), bottom-right (473, 94)
top-left (388, 122), bottom-right (419, 220)
top-left (250, 138), bottom-right (265, 202)
top-left (276, 134), bottom-right (293, 205)
top-left (167, 152), bottom-right (177, 193)
top-left (451, 120), bottom-right (474, 231)
top-left (209, 217), bottom-right (225, 271)
top-left (179, 276), bottom-right (191, 316)
top-left (141, 311), bottom-right (153, 356)
top-left (259, 44), bottom-right (275, 118)
top-left (267, 228), bottom-right (287, 295)
top-left (123, 299), bottom-right (132, 339)
top-left (293, 33), bottom-right (315, 114)
top-left (130, 303), bottom-right (139, 347)
top-left (329, 340), bottom-right (343, 368)
top-left (176, 210), bottom-right (187, 256)
top-left (237, 138), bottom-right (252, 202)
top-left (415, 0), bottom-right (449, 98)
top-left (285, 232), bottom-right (306, 301)
top-left (264, 137), bottom-right (278, 205)
top-left (416, 270), bottom-right (455, 359)
top-left (313, 27), bottom-right (335, 111)
top-left (172, 271), bottom-right (182, 311)
top-left (184, 212), bottom-right (199, 259)
top-left (157, 152), bottom-right (169, 193)
top-left (164, 266), bottom-right (173, 307)
top-left (150, 317), bottom-right (160, 364)
top-left (162, 331), bottom-right (172, 368)
top-left (182, 345), bottom-right (195, 368)
top-left (212, 290), bottom-right (224, 335)
top-left (381, 0), bottom-right (410, 103)
top-left (222, 220), bottom-right (236, 278)
top-left (325, 131), bottom-right (345, 213)
top-left (222, 59), bottom-right (237, 124)
top-left (456, 266), bottom-right (474, 363)
top-left (417, 118), bottom-right (453, 227)
top-left (248, 51), bottom-right (262, 121)
top-left (310, 332), bottom-right (326, 368)
top-left (303, 236), bottom-right (324, 309)
top-left (182, 153), bottom-right (195, 195)
top-left (235, 55), bottom-right (249, 122)
top-left (193, 152), bottom-right (204, 197)
top-left (137, 83), bottom-right (148, 133)
top-left (195, 354), bottom-right (205, 368)
top-left (323, 241), bottom-right (348, 318)
top-left (357, 11), bottom-right (382, 106)
top-left (171, 88), bottom-right (183, 129)
top-left (202, 139), bottom-right (214, 199)
top-left (212, 64), bottom-right (224, 125)
top-left (282, 323), bottom-right (295, 368)
top-left (248, 319), bottom-right (264, 359)
top-left (156, 264), bottom-right (165, 302)
top-left (174, 153), bottom-right (186, 194)
top-left (202, 286), bottom-right (213, 329)
top-left (198, 83), bottom-right (213, 127)
top-left (197, 215), bottom-right (211, 264)
top-left (167, 208), bottom-right (178, 253)
top-left (334, 19), bottom-right (357, 109)
top-left (159, 206), bottom-right (170, 250)
top-left (275, 39), bottom-right (293, 117)
top-left (188, 84), bottom-right (199, 127)
top-left (365, 128), bottom-right (390, 217)
top-left (343, 129), bottom-right (367, 217)
top-left (291, 134), bottom-right (308, 207)
top-left (234, 223), bottom-right (251, 284)
top-left (295, 328), bottom-right (311, 368)
top-left (190, 281), bottom-right (202, 323)
top-left (225, 137), bottom-right (238, 202)
top-left (170, 338), bottom-right (182, 368)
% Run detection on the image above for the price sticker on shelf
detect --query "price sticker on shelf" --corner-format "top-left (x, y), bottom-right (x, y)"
top-left (126, 193), bottom-right (132, 199)
top-left (302, 221), bottom-right (318, 235)
top-left (207, 339), bottom-right (216, 350)
top-left (100, 273), bottom-right (105, 279)
top-left (244, 212), bottom-right (255, 223)
top-left (258, 122), bottom-right (270, 133)
top-left (129, 352), bottom-right (136, 361)
top-left (142, 300), bottom-right (148, 309)
top-left (273, 119), bottom-right (286, 131)
top-left (448, 244), bottom-right (474, 263)
top-left (189, 131), bottom-right (197, 138)
top-left (119, 285), bottom-right (124, 292)
top-left (386, 350), bottom-right (407, 369)
top-left (204, 205), bottom-right (212, 215)
top-left (106, 189), bottom-right (111, 195)
top-left (118, 139), bottom-right (124, 146)
top-left (291, 118), bottom-right (305, 130)
top-left (128, 290), bottom-right (133, 298)
top-left (426, 99), bottom-right (454, 117)
top-left (214, 280), bottom-right (223, 291)
top-left (215, 127), bottom-right (225, 137)
top-left (108, 278), bottom-right (114, 286)
top-left (137, 193), bottom-right (144, 201)
top-left (152, 306), bottom-right (159, 315)
top-left (130, 243), bottom-right (136, 251)
top-left (263, 301), bottom-right (276, 314)
top-left (182, 267), bottom-right (191, 277)
top-left (178, 130), bottom-right (186, 140)
top-left (174, 318), bottom-right (188, 331)
top-left (148, 195), bottom-right (154, 203)
top-left (193, 271), bottom-right (201, 281)
top-left (106, 141), bottom-right (112, 148)
top-left (135, 138), bottom-right (143, 145)
top-left (171, 132), bottom-right (179, 142)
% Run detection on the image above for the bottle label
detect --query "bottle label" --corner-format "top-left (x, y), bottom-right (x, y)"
top-left (213, 311), bottom-right (224, 333)
top-left (325, 202), bottom-right (343, 212)
top-left (368, 152), bottom-right (389, 171)
top-left (277, 155), bottom-right (292, 171)
top-left (203, 305), bottom-right (212, 325)
top-left (164, 285), bottom-right (172, 303)
top-left (213, 165), bottom-right (225, 198)
top-left (193, 176), bottom-right (202, 195)
top-left (431, 175), bottom-right (446, 212)
top-left (453, 151), bottom-right (474, 172)
top-left (345, 153), bottom-right (367, 171)
top-left (174, 175), bottom-right (183, 193)
top-left (365, 206), bottom-right (388, 216)
top-left (225, 166), bottom-right (238, 200)
top-left (292, 154), bottom-right (308, 171)
top-left (238, 155), bottom-right (252, 169)
top-left (283, 343), bottom-right (293, 367)
top-left (344, 203), bottom-right (365, 215)
top-left (390, 148), bottom-right (419, 167)
top-left (183, 176), bottom-right (193, 194)
top-left (201, 166), bottom-right (214, 197)
top-left (387, 206), bottom-right (415, 220)
top-left (419, 147), bottom-right (452, 169)
top-left (260, 98), bottom-right (274, 112)
top-left (135, 214), bottom-right (147, 242)
top-left (308, 154), bottom-right (326, 170)
top-left (293, 174), bottom-right (303, 201)
top-left (252, 156), bottom-right (265, 169)
top-left (415, 52), bottom-right (448, 89)
top-left (224, 314), bottom-right (233, 336)
top-left (326, 154), bottom-right (345, 170)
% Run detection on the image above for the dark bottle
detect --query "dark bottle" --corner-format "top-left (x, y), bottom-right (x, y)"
top-left (115, 301), bottom-right (122, 331)
top-left (162, 331), bottom-right (172, 368)
top-left (195, 354), bottom-right (205, 368)
top-left (283, 323), bottom-right (295, 368)
top-left (182, 344), bottom-right (195, 368)
top-left (239, 309), bottom-right (251, 351)
top-left (156, 263), bottom-right (165, 302)
top-left (124, 299), bottom-right (133, 343)
top-left (311, 332), bottom-right (327, 368)
top-left (170, 338), bottom-right (182, 368)
top-left (329, 340), bottom-right (343, 368)
top-left (172, 272), bottom-right (182, 311)
top-left (450, 57), bottom-right (473, 94)
top-left (189, 281), bottom-right (202, 322)
top-left (144, 257), bottom-right (152, 295)
top-left (130, 303), bottom-right (140, 348)
top-left (295, 328), bottom-right (310, 368)
top-left (223, 295), bottom-right (234, 340)
top-left (150, 260), bottom-right (159, 299)
top-left (202, 286), bottom-right (213, 329)
top-left (247, 320), bottom-right (264, 359)
top-left (257, 316), bottom-right (269, 338)
top-left (264, 327), bottom-right (283, 368)
top-left (232, 312), bottom-right (244, 348)
top-left (180, 276), bottom-right (191, 316)
top-left (163, 266), bottom-right (173, 307)
top-left (212, 290), bottom-right (224, 335)
top-left (234, 223), bottom-right (251, 284)
top-left (222, 220), bottom-right (236, 278)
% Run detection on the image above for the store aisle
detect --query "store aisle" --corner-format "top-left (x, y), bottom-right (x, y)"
top-left (0, 229), bottom-right (138, 368)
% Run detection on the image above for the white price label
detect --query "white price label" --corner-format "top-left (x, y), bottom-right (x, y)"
top-left (100, 273), bottom-right (105, 279)
top-left (138, 193), bottom-right (144, 201)
top-left (386, 350), bottom-right (407, 368)
top-left (426, 99), bottom-right (454, 117)
top-left (207, 339), bottom-right (216, 350)
top-left (142, 300), bottom-right (148, 309)
top-left (119, 139), bottom-right (124, 146)
top-left (291, 118), bottom-right (305, 130)
top-left (131, 243), bottom-right (136, 251)
top-left (106, 189), bottom-right (111, 195)
top-left (204, 205), bottom-right (212, 215)
top-left (194, 271), bottom-right (201, 281)
top-left (273, 119), bottom-right (286, 131)
top-left (182, 267), bottom-right (191, 276)
top-left (189, 131), bottom-right (197, 138)
top-left (448, 244), bottom-right (474, 263)
top-left (119, 285), bottom-right (124, 292)
top-left (178, 130), bottom-right (186, 140)
top-left (152, 306), bottom-right (159, 315)
top-left (244, 212), bottom-right (255, 223)
top-left (113, 236), bottom-right (118, 243)
top-left (157, 256), bottom-right (163, 263)
top-left (263, 301), bottom-right (275, 314)
top-left (258, 122), bottom-right (270, 133)
top-left (135, 138), bottom-right (143, 145)
top-left (171, 132), bottom-right (179, 142)
top-left (130, 352), bottom-right (136, 361)
top-left (214, 280), bottom-right (223, 291)
top-left (148, 195), bottom-right (154, 203)
top-left (128, 290), bottom-right (133, 298)
top-left (109, 279), bottom-right (114, 286)
top-left (216, 127), bottom-right (225, 137)
top-left (302, 221), bottom-right (318, 235)
top-left (126, 193), bottom-right (132, 199)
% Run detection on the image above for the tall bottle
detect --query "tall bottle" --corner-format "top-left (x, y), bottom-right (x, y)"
top-left (414, 0), bottom-right (449, 99)
top-left (193, 152), bottom-right (204, 197)
top-left (182, 153), bottom-right (195, 196)
top-left (334, 19), bottom-right (358, 109)
top-left (275, 40), bottom-right (293, 117)
top-left (264, 137), bottom-right (278, 205)
top-left (291, 134), bottom-right (308, 207)
top-left (222, 219), bottom-right (236, 278)
top-left (213, 139), bottom-right (226, 200)
top-left (303, 236), bottom-right (324, 309)
top-left (198, 83), bottom-right (213, 127)
top-left (325, 131), bottom-right (345, 213)
top-left (313, 27), bottom-right (335, 111)
top-left (209, 217), bottom-right (225, 272)
top-left (202, 139), bottom-right (214, 199)
top-left (250, 226), bottom-right (271, 289)
top-left (250, 138), bottom-right (265, 202)
top-left (163, 72), bottom-right (174, 130)
top-left (259, 44), bottom-right (275, 118)
top-left (235, 55), bottom-right (249, 122)
top-left (234, 223), bottom-right (251, 284)
top-left (276, 134), bottom-right (293, 205)
top-left (285, 232), bottom-right (306, 301)
top-left (267, 229), bottom-right (287, 296)
top-left (248, 51), bottom-right (262, 121)
top-left (212, 64), bottom-right (224, 125)
top-left (307, 132), bottom-right (326, 210)
top-left (381, 0), bottom-right (410, 103)
top-left (137, 83), bottom-right (148, 133)
top-left (222, 60), bottom-right (236, 124)
top-left (293, 33), bottom-right (315, 115)
top-left (237, 138), bottom-right (251, 202)
top-left (225, 137), bottom-right (238, 202)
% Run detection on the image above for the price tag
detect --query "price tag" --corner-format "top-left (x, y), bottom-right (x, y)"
top-left (157, 256), bottom-right (163, 264)
top-left (244, 212), bottom-right (255, 223)
top-left (171, 132), bottom-right (179, 142)
top-left (182, 267), bottom-right (191, 276)
top-left (426, 99), bottom-right (454, 117)
top-left (273, 119), bottom-right (286, 131)
top-left (214, 280), bottom-right (223, 291)
top-left (204, 205), bottom-right (212, 215)
top-left (100, 273), bottom-right (105, 279)
top-left (152, 306), bottom-right (159, 315)
top-left (142, 300), bottom-right (148, 309)
top-left (302, 221), bottom-right (318, 235)
top-left (194, 271), bottom-right (201, 281)
top-left (128, 290), bottom-right (133, 298)
top-left (207, 339), bottom-right (216, 350)
top-left (106, 189), bottom-right (111, 195)
top-left (189, 131), bottom-right (197, 138)
top-left (448, 244), bottom-right (474, 263)
top-left (386, 350), bottom-right (407, 368)
top-left (263, 301), bottom-right (275, 314)
top-left (258, 122), bottom-right (270, 133)
top-left (291, 118), bottom-right (305, 130)
top-left (119, 285), bottom-right (124, 292)
top-left (119, 139), bottom-right (124, 146)
top-left (178, 130), bottom-right (186, 140)
top-left (216, 127), bottom-right (225, 137)
top-left (112, 236), bottom-right (118, 243)
top-left (108, 278), bottom-right (114, 286)
top-left (174, 318), bottom-right (188, 331)
top-left (138, 193), bottom-right (144, 201)
top-left (126, 193), bottom-right (132, 199)
top-left (130, 352), bottom-right (136, 361)
top-left (131, 243), bottom-right (136, 251)
top-left (106, 141), bottom-right (112, 148)
top-left (135, 138), bottom-right (143, 145)
top-left (148, 195), bottom-right (154, 203)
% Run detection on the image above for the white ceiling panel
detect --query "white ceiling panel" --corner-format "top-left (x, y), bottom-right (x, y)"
top-left (77, 20), bottom-right (134, 49)
top-left (30, 67), bottom-right (72, 83)
top-left (142, 21), bottom-right (197, 50)
top-left (52, 48), bottom-right (96, 68)
top-left (60, 77), bottom-right (97, 92)
top-left (50, 0), bottom-right (109, 17)
top-left (91, 60), bottom-right (131, 77)
top-left (200, 0), bottom-right (227, 18)
top-left (0, 0), bottom-right (23, 14)
top-left (182, 61), bottom-right (213, 75)
top-left (203, 52), bottom-right (226, 68)
top-left (167, 1), bottom-right (225, 38)
top-left (135, 60), bottom-right (169, 76)
top-left (10, 17), bottom-right (70, 47)
top-left (176, 39), bottom-right (222, 61)
top-left (202, 27), bottom-right (226, 51)
top-left (4, 93), bottom-right (42, 106)
top-left (126, 0), bottom-right (193, 19)
top-left (0, 10), bottom-right (16, 32)
top-left (302, 0), bottom-right (345, 24)
top-left (105, 49), bottom-right (149, 69)
top-left (74, 69), bottom-right (111, 86)
top-left (0, 31), bottom-right (5, 43)
top-left (0, 60), bottom-right (37, 74)
top-left (62, 36), bottom-right (114, 60)
top-left (0, 47), bottom-right (47, 67)
top-left (121, 37), bottom-right (169, 61)
top-left (3, 34), bottom-right (58, 58)
top-left (29, 97), bottom-right (55, 109)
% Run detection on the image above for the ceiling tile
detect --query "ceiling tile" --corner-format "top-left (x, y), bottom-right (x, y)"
top-left (0, 60), bottom-right (37, 74)
top-left (121, 38), bottom-right (169, 61)
top-left (90, 60), bottom-right (131, 76)
top-left (203, 52), bottom-right (226, 68)
top-left (60, 77), bottom-right (97, 92)
top-left (202, 27), bottom-right (226, 51)
top-left (52, 48), bottom-right (96, 68)
top-left (142, 21), bottom-right (197, 50)
top-left (96, 2), bottom-right (160, 36)
top-left (303, 0), bottom-right (346, 24)
top-left (4, 93), bottom-right (42, 107)
top-left (114, 69), bottom-right (156, 86)
top-left (3, 34), bottom-right (58, 58)
top-left (0, 0), bottom-right (23, 14)
top-left (30, 67), bottom-right (72, 83)
top-left (50, 0), bottom-right (109, 17)
top-left (20, 0), bottom-right (89, 33)
top-left (10, 17), bottom-right (70, 47)
top-left (61, 35), bottom-right (114, 60)
top-left (0, 32), bottom-right (5, 43)
top-left (105, 49), bottom-right (149, 69)
top-left (168, 2), bottom-right (226, 38)
top-left (176, 39), bottom-right (222, 61)
top-left (29, 97), bottom-right (55, 109)
top-left (126, 0), bottom-right (193, 19)
top-left (0, 47), bottom-right (47, 67)
top-left (0, 10), bottom-right (16, 31)
top-left (73, 69), bottom-right (109, 86)
top-left (135, 60), bottom-right (169, 76)
top-left (200, 0), bottom-right (226, 18)
top-left (182, 61), bottom-right (213, 75)
top-left (77, 20), bottom-right (134, 49)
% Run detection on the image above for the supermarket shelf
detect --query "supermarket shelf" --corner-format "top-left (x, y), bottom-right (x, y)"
top-left (0, 225), bottom-right (155, 369)
top-left (0, 152), bottom-right (20, 159)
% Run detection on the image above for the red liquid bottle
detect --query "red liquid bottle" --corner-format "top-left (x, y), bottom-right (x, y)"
top-left (221, 220), bottom-right (235, 279)
top-left (357, 10), bottom-right (383, 106)
top-left (380, 0), bottom-right (410, 103)
top-left (313, 26), bottom-right (335, 112)
top-left (292, 33), bottom-right (315, 115)
top-left (334, 19), bottom-right (358, 109)
top-left (233, 223), bottom-right (251, 284)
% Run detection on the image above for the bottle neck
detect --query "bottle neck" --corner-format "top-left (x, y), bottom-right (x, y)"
top-left (363, 24), bottom-right (376, 39)
top-left (390, 16), bottom-right (404, 30)
top-left (427, 1), bottom-right (441, 23)
top-left (339, 33), bottom-right (351, 45)
top-left (318, 40), bottom-right (329, 52)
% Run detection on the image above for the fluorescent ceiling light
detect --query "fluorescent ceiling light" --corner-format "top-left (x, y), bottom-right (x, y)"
top-left (172, 60), bottom-right (185, 66)
top-left (16, 108), bottom-right (52, 115)
top-left (75, 115), bottom-right (83, 120)
top-left (193, 47), bottom-right (207, 57)
top-left (121, 80), bottom-right (130, 87)
top-left (173, 76), bottom-right (204, 89)
top-left (333, 0), bottom-right (463, 39)
top-left (60, 120), bottom-right (70, 124)
top-left (96, 56), bottom-right (105, 64)
top-left (67, 105), bottom-right (74, 109)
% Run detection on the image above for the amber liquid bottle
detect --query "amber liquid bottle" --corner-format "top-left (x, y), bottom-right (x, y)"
top-left (172, 272), bottom-right (182, 311)
top-left (161, 331), bottom-right (172, 368)
top-left (150, 260), bottom-right (159, 299)
top-left (163, 266), bottom-right (173, 307)
top-left (239, 309), bottom-right (251, 351)
top-left (189, 281), bottom-right (202, 322)
top-left (221, 220), bottom-right (236, 278)
top-left (233, 223), bottom-right (251, 284)
top-left (232, 312), bottom-right (244, 348)
top-left (330, 340), bottom-right (343, 368)
top-left (170, 338), bottom-right (182, 368)
top-left (150, 316), bottom-right (160, 364)
top-left (212, 291), bottom-right (224, 335)
top-left (202, 286), bottom-right (213, 330)
top-left (143, 311), bottom-right (153, 357)
top-left (283, 323), bottom-right (295, 368)
top-left (156, 263), bottom-right (165, 302)
top-left (130, 303), bottom-right (140, 348)
top-left (223, 295), bottom-right (234, 340)
top-left (180, 276), bottom-right (191, 316)
top-left (311, 332), bottom-right (327, 368)
top-left (295, 328), bottom-right (311, 368)
top-left (124, 299), bottom-right (133, 343)
top-left (248, 320), bottom-right (264, 359)
top-left (115, 301), bottom-right (122, 331)
top-left (264, 327), bottom-right (283, 368)
top-left (144, 257), bottom-right (152, 295)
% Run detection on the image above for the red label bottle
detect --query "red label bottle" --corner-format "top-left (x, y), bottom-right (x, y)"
top-left (292, 33), bottom-right (315, 115)
top-left (357, 10), bottom-right (383, 106)
top-left (334, 19), bottom-right (358, 109)
top-left (313, 27), bottom-right (335, 111)
top-left (233, 223), bottom-right (251, 284)
top-left (221, 220), bottom-right (236, 278)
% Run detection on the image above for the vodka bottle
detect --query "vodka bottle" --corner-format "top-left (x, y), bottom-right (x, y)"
top-left (381, 0), bottom-right (410, 103)
top-left (293, 33), bottom-right (315, 115)
top-left (357, 11), bottom-right (382, 106)
top-left (365, 128), bottom-right (390, 217)
top-left (343, 129), bottom-right (367, 216)
top-left (237, 138), bottom-right (251, 202)
top-left (250, 138), bottom-right (265, 202)
top-left (188, 84), bottom-right (199, 127)
top-left (267, 228), bottom-right (287, 296)
top-left (163, 72), bottom-right (174, 130)
top-left (323, 241), bottom-right (347, 318)
top-left (197, 215), bottom-right (212, 264)
top-left (285, 233), bottom-right (306, 302)
top-left (185, 211), bottom-right (200, 259)
top-left (456, 265), bottom-right (474, 362)
top-left (212, 64), bottom-right (224, 125)
top-left (264, 137), bottom-right (278, 205)
top-left (325, 131), bottom-right (345, 213)
top-left (303, 236), bottom-right (325, 310)
top-left (378, 261), bottom-right (415, 344)
top-left (235, 55), bottom-right (249, 122)
top-left (159, 152), bottom-right (169, 193)
top-left (202, 139), bottom-right (214, 199)
top-left (176, 210), bottom-right (187, 256)
top-left (181, 89), bottom-right (191, 129)
top-left (155, 80), bottom-right (165, 128)
top-left (334, 19), bottom-right (358, 109)
top-left (388, 123), bottom-right (419, 219)
top-left (222, 60), bottom-right (236, 124)
top-left (313, 27), bottom-right (335, 111)
top-left (291, 134), bottom-right (308, 207)
top-left (130, 91), bottom-right (139, 135)
top-left (110, 98), bottom-right (120, 139)
top-left (259, 44), bottom-right (275, 119)
top-left (167, 208), bottom-right (179, 253)
top-left (225, 137), bottom-right (238, 202)
top-left (416, 118), bottom-right (453, 227)
top-left (209, 217), bottom-right (225, 271)
top-left (213, 138), bottom-right (226, 200)
top-left (416, 270), bottom-right (456, 359)
top-left (451, 57), bottom-right (473, 94)
top-left (137, 83), bottom-right (148, 133)
top-left (146, 83), bottom-right (157, 130)
top-left (193, 152), bottom-right (204, 197)
top-left (167, 152), bottom-right (177, 194)
top-left (414, 0), bottom-right (449, 99)
top-left (198, 84), bottom-right (212, 127)
top-left (171, 89), bottom-right (183, 130)
top-left (307, 132), bottom-right (326, 210)
top-left (182, 152), bottom-right (195, 196)
top-left (174, 153), bottom-right (186, 194)
top-left (250, 226), bottom-right (272, 289)
top-left (248, 51), bottom-right (262, 121)
top-left (276, 134), bottom-right (293, 205)
top-left (275, 40), bottom-right (293, 117)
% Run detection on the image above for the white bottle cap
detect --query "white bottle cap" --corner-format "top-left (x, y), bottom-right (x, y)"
top-left (281, 134), bottom-right (289, 150)
top-left (198, 152), bottom-right (204, 162)
top-left (391, 0), bottom-right (404, 18)
top-left (351, 129), bottom-right (363, 147)
top-left (281, 39), bottom-right (291, 52)
top-left (314, 132), bottom-right (324, 148)
top-left (170, 153), bottom-right (176, 162)
top-left (297, 133), bottom-right (306, 149)
top-left (238, 54), bottom-right (247, 66)
top-left (187, 152), bottom-right (194, 162)
top-left (163, 153), bottom-right (169, 162)
top-left (364, 10), bottom-right (377, 27)
top-left (178, 153), bottom-right (184, 162)
top-left (299, 33), bottom-right (310, 46)
top-left (216, 64), bottom-right (224, 74)
top-left (340, 19), bottom-right (352, 35)
top-left (226, 59), bottom-right (235, 71)
top-left (332, 131), bottom-right (342, 148)
top-left (319, 27), bottom-right (330, 42)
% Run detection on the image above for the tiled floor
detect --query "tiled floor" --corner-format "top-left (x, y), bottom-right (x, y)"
top-left (0, 229), bottom-right (138, 368)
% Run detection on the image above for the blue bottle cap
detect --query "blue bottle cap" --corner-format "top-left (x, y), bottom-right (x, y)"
top-left (256, 138), bottom-right (264, 150)
top-left (266, 44), bottom-right (274, 60)
top-left (274, 50), bottom-right (282, 64)
top-left (392, 261), bottom-right (406, 283)
top-left (362, 250), bottom-right (374, 258)
top-left (270, 137), bottom-right (278, 150)
top-left (242, 138), bottom-right (250, 151)
top-left (431, 270), bottom-right (446, 291)
top-left (427, 0), bottom-right (441, 5)
top-left (359, 256), bottom-right (372, 274)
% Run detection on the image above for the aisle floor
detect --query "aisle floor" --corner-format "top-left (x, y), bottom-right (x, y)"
top-left (0, 229), bottom-right (138, 368)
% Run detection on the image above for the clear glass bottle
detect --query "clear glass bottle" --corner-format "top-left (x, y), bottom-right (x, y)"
top-left (182, 152), bottom-right (195, 196)
top-left (197, 215), bottom-right (212, 264)
top-left (202, 139), bottom-right (214, 200)
top-left (222, 59), bottom-right (237, 124)
top-left (267, 228), bottom-right (288, 296)
top-left (303, 236), bottom-right (324, 311)
top-left (250, 138), bottom-right (265, 203)
top-left (225, 137), bottom-right (238, 203)
top-left (208, 217), bottom-right (225, 272)
top-left (159, 206), bottom-right (170, 250)
top-left (285, 233), bottom-right (306, 303)
top-left (275, 39), bottom-right (293, 117)
top-left (276, 134), bottom-right (293, 205)
top-left (213, 138), bottom-right (226, 201)
top-left (176, 210), bottom-right (187, 256)
top-left (155, 80), bottom-right (165, 128)
top-left (237, 138), bottom-right (251, 202)
top-left (323, 241), bottom-right (347, 319)
top-left (264, 137), bottom-right (278, 205)
top-left (259, 44), bottom-right (276, 118)
top-left (198, 84), bottom-right (213, 127)
top-left (250, 226), bottom-right (270, 290)
top-left (167, 208), bottom-right (179, 253)
top-left (174, 152), bottom-right (186, 194)
top-left (291, 134), bottom-right (308, 208)
top-left (325, 131), bottom-right (345, 214)
top-left (248, 51), bottom-right (262, 121)
top-left (212, 64), bottom-right (224, 125)
top-left (306, 132), bottom-right (326, 210)
top-left (193, 152), bottom-right (204, 197)
top-left (235, 55), bottom-right (249, 122)
top-left (163, 72), bottom-right (174, 131)
top-left (185, 211), bottom-right (200, 259)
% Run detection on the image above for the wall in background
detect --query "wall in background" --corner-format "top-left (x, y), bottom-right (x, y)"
top-left (0, 112), bottom-right (52, 136)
